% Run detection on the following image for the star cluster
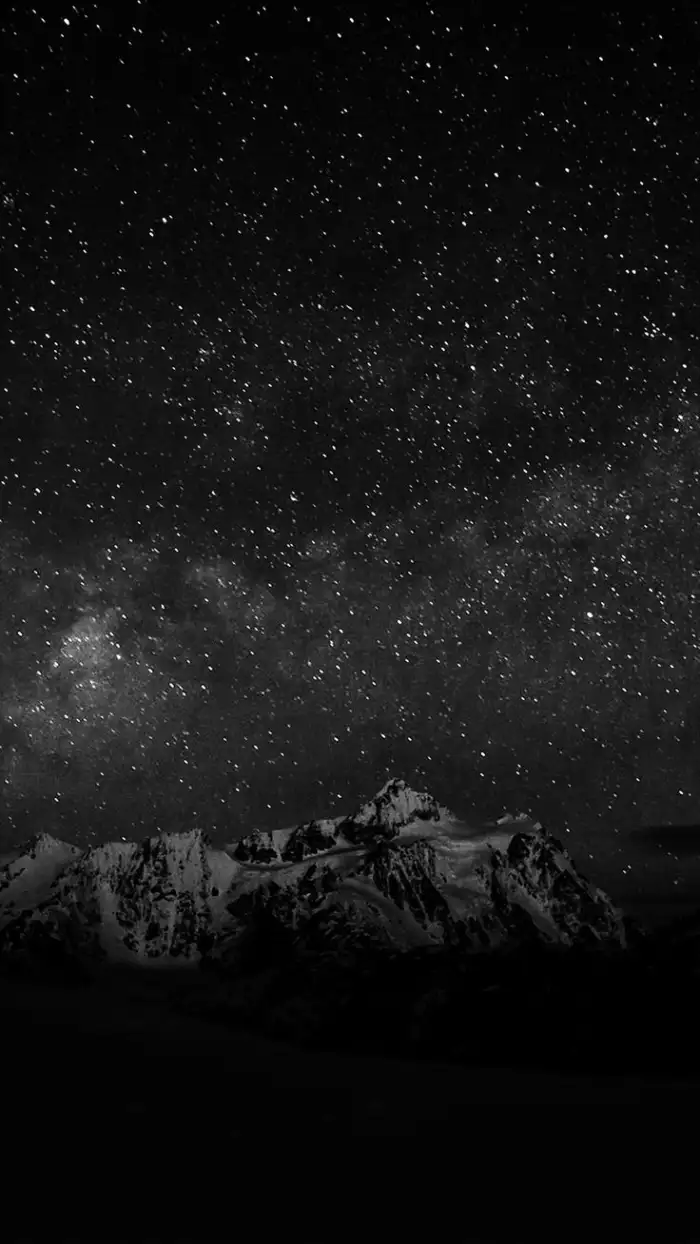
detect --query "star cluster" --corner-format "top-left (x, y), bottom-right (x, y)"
top-left (2, 3), bottom-right (700, 918)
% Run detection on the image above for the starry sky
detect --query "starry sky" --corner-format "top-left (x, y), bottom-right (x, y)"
top-left (2, 2), bottom-right (700, 921)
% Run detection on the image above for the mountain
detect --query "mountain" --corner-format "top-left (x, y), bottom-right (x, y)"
top-left (0, 832), bottom-right (82, 927)
top-left (0, 778), bottom-right (628, 978)
top-left (0, 826), bottom-right (237, 969)
top-left (12, 779), bottom-right (700, 1074)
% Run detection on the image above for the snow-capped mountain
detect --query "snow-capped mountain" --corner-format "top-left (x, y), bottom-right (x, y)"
top-left (0, 778), bottom-right (628, 971)
top-left (0, 826), bottom-right (237, 965)
top-left (0, 832), bottom-right (82, 927)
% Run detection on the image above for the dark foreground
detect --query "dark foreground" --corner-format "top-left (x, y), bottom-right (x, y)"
top-left (2, 966), bottom-right (698, 1241)
top-left (2, 963), bottom-right (699, 1125)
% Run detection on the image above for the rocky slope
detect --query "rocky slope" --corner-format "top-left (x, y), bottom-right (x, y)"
top-left (0, 778), bottom-right (629, 976)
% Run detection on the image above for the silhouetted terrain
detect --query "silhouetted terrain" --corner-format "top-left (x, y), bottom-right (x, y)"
top-left (2, 960), bottom-right (699, 1131)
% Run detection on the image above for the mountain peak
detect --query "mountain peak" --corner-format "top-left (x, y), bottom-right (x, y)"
top-left (16, 831), bottom-right (76, 857)
top-left (339, 776), bottom-right (444, 838)
top-left (232, 776), bottom-right (446, 866)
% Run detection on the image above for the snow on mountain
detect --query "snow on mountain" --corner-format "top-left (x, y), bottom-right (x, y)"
top-left (228, 779), bottom-right (445, 864)
top-left (0, 833), bottom-right (82, 930)
top-left (0, 778), bottom-right (628, 970)
top-left (0, 828), bottom-right (239, 965)
top-left (217, 799), bottom-right (626, 969)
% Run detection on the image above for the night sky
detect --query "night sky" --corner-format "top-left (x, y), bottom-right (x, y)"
top-left (2, 2), bottom-right (700, 920)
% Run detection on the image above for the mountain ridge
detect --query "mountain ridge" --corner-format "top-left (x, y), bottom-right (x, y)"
top-left (7, 778), bottom-right (700, 1078)
top-left (0, 778), bottom-right (630, 973)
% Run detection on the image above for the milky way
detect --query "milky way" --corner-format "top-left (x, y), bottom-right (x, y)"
top-left (1, 5), bottom-right (700, 919)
